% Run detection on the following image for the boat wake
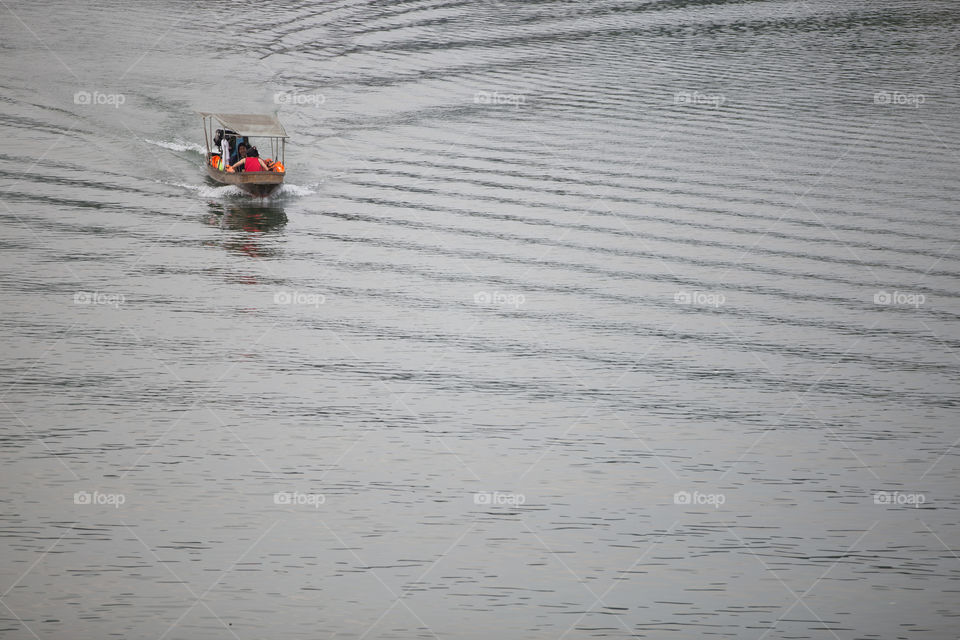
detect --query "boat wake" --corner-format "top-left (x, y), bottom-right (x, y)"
top-left (276, 183), bottom-right (319, 198)
top-left (170, 181), bottom-right (246, 198)
top-left (145, 138), bottom-right (206, 154)
top-left (167, 181), bottom-right (319, 199)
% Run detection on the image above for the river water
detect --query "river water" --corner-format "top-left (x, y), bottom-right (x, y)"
top-left (1, 0), bottom-right (959, 638)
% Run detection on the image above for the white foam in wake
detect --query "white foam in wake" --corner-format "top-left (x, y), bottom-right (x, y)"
top-left (276, 183), bottom-right (319, 197)
top-left (145, 138), bottom-right (206, 154)
top-left (167, 180), bottom-right (318, 199)
top-left (169, 181), bottom-right (246, 198)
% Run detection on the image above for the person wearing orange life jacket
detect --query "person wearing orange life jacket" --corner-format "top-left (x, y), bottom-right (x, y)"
top-left (212, 129), bottom-right (231, 171)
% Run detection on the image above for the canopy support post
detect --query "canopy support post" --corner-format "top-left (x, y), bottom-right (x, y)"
top-left (202, 116), bottom-right (210, 156)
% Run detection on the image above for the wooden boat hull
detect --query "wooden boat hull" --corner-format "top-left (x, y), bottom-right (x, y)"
top-left (205, 164), bottom-right (284, 197)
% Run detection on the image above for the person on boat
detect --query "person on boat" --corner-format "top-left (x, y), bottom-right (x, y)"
top-left (229, 146), bottom-right (271, 173)
top-left (232, 143), bottom-right (248, 171)
top-left (211, 129), bottom-right (228, 170)
top-left (230, 141), bottom-right (246, 165)
top-left (218, 136), bottom-right (230, 171)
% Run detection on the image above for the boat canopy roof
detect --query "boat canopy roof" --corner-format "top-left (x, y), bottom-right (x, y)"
top-left (199, 112), bottom-right (288, 138)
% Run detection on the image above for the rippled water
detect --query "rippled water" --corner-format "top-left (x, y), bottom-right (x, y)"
top-left (2, 0), bottom-right (959, 638)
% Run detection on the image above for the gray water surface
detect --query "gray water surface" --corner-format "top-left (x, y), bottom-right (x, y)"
top-left (1, 0), bottom-right (959, 638)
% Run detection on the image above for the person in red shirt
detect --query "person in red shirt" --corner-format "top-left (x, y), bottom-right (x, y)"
top-left (229, 146), bottom-right (271, 173)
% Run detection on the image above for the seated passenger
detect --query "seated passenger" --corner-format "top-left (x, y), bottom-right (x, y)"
top-left (229, 146), bottom-right (270, 173)
top-left (230, 141), bottom-right (245, 166)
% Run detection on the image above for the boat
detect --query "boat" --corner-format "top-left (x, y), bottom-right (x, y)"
top-left (199, 112), bottom-right (288, 197)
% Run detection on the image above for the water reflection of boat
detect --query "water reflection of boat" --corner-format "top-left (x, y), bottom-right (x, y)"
top-left (208, 202), bottom-right (288, 232)
top-left (206, 202), bottom-right (287, 258)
